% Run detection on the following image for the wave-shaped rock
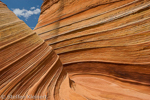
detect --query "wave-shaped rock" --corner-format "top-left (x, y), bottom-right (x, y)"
top-left (34, 0), bottom-right (150, 99)
top-left (0, 1), bottom-right (72, 100)
top-left (0, 0), bottom-right (150, 100)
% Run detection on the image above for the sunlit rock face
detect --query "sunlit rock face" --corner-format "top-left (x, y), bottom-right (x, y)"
top-left (34, 0), bottom-right (150, 99)
top-left (0, 1), bottom-right (72, 100)
top-left (0, 0), bottom-right (150, 100)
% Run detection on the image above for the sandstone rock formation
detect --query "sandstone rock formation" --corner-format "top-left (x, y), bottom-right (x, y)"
top-left (0, 0), bottom-right (150, 100)
top-left (0, 1), bottom-right (70, 100)
top-left (34, 0), bottom-right (150, 99)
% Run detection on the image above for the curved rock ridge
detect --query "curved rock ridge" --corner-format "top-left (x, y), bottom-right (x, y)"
top-left (0, 0), bottom-right (150, 100)
top-left (0, 1), bottom-right (73, 100)
top-left (34, 0), bottom-right (150, 99)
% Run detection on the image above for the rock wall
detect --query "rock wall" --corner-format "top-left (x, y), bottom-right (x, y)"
top-left (0, 1), bottom-right (71, 100)
top-left (0, 0), bottom-right (150, 100)
top-left (34, 0), bottom-right (150, 99)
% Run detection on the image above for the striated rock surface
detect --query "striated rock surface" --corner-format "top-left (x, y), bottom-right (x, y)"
top-left (0, 1), bottom-right (71, 100)
top-left (34, 0), bottom-right (150, 99)
top-left (0, 0), bottom-right (150, 100)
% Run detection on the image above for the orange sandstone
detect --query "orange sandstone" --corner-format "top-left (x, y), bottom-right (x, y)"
top-left (0, 0), bottom-right (150, 100)
top-left (35, 0), bottom-right (150, 99)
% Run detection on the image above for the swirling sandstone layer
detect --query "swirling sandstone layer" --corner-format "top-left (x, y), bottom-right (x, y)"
top-left (0, 0), bottom-right (150, 100)
top-left (0, 1), bottom-right (73, 100)
top-left (34, 0), bottom-right (150, 99)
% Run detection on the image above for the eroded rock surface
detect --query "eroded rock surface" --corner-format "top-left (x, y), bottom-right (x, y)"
top-left (34, 0), bottom-right (150, 99)
top-left (0, 1), bottom-right (71, 100)
top-left (0, 0), bottom-right (150, 100)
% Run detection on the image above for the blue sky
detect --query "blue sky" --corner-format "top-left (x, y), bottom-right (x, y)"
top-left (1, 0), bottom-right (43, 29)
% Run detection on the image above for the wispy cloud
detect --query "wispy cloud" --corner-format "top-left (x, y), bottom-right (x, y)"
top-left (30, 7), bottom-right (35, 10)
top-left (12, 7), bottom-right (41, 21)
